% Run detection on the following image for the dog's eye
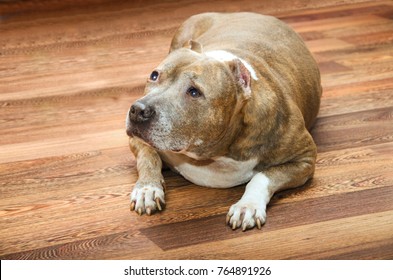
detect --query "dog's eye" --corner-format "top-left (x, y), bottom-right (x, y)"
top-left (150, 71), bottom-right (159, 81)
top-left (187, 87), bottom-right (202, 98)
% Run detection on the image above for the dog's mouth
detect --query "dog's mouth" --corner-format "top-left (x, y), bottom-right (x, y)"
top-left (126, 124), bottom-right (143, 139)
top-left (126, 126), bottom-right (152, 144)
top-left (127, 128), bottom-right (188, 154)
top-left (125, 127), bottom-right (134, 137)
top-left (126, 125), bottom-right (168, 151)
top-left (126, 109), bottom-right (190, 152)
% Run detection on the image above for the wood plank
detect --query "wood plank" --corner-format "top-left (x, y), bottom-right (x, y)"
top-left (279, 4), bottom-right (393, 23)
top-left (274, 1), bottom-right (392, 18)
top-left (0, 229), bottom-right (163, 260)
top-left (156, 211), bottom-right (393, 260)
top-left (140, 186), bottom-right (393, 251)
top-left (305, 38), bottom-right (353, 53)
top-left (341, 30), bottom-right (393, 46)
top-left (317, 61), bottom-right (352, 74)
top-left (288, 15), bottom-right (391, 33)
top-left (313, 107), bottom-right (393, 152)
top-left (2, 188), bottom-right (392, 259)
top-left (0, 129), bottom-right (128, 164)
top-left (320, 87), bottom-right (393, 116)
top-left (321, 62), bottom-right (393, 93)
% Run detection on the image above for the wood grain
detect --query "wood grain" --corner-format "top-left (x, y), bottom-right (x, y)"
top-left (1, 0), bottom-right (392, 260)
top-left (141, 186), bottom-right (393, 251)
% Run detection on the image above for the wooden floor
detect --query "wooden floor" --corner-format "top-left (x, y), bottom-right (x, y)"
top-left (1, 0), bottom-right (392, 260)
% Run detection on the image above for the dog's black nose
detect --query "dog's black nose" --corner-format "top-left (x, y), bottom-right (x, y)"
top-left (129, 101), bottom-right (156, 123)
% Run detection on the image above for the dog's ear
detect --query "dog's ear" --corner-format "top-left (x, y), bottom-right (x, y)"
top-left (183, 39), bottom-right (203, 53)
top-left (228, 59), bottom-right (251, 98)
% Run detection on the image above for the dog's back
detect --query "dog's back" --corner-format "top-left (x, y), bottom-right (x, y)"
top-left (171, 12), bottom-right (322, 129)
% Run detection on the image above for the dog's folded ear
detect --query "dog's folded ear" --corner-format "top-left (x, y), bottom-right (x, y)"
top-left (227, 59), bottom-right (251, 98)
top-left (183, 39), bottom-right (203, 53)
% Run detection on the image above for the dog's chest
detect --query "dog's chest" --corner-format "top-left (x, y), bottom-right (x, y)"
top-left (159, 151), bottom-right (257, 188)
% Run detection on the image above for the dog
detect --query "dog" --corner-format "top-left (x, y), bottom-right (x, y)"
top-left (126, 12), bottom-right (322, 231)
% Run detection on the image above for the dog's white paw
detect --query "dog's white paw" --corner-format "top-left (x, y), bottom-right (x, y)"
top-left (226, 200), bottom-right (267, 231)
top-left (227, 173), bottom-right (271, 231)
top-left (130, 181), bottom-right (165, 216)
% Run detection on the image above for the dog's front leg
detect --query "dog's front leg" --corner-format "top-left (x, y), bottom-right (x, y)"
top-left (129, 137), bottom-right (165, 215)
top-left (227, 146), bottom-right (316, 231)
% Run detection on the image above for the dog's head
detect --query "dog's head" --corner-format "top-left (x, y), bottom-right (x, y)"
top-left (126, 41), bottom-right (252, 157)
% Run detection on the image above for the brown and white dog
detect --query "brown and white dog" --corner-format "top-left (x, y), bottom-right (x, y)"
top-left (126, 12), bottom-right (322, 231)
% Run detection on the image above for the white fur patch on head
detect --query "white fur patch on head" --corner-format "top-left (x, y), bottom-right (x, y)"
top-left (194, 139), bottom-right (204, 146)
top-left (205, 50), bottom-right (259, 81)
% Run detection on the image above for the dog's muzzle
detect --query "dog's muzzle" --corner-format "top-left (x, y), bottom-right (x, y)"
top-left (126, 101), bottom-right (156, 137)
